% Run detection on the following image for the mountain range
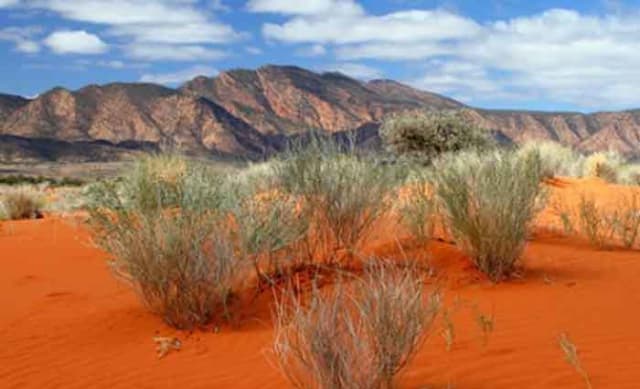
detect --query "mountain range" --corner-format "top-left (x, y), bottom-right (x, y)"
top-left (2, 65), bottom-right (640, 163)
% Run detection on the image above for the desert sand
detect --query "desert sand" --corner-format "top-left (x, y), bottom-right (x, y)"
top-left (1, 178), bottom-right (640, 388)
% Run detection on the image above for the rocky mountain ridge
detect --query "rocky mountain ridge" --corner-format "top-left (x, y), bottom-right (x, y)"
top-left (2, 65), bottom-right (640, 162)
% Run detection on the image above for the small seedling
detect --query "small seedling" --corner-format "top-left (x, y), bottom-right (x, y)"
top-left (476, 311), bottom-right (494, 347)
top-left (441, 308), bottom-right (455, 352)
top-left (153, 336), bottom-right (181, 359)
top-left (559, 332), bottom-right (592, 389)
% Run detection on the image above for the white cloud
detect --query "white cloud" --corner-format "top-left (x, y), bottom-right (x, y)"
top-left (259, 4), bottom-right (640, 109)
top-left (296, 44), bottom-right (327, 57)
top-left (17, 0), bottom-right (238, 61)
top-left (0, 0), bottom-right (19, 7)
top-left (245, 46), bottom-right (263, 55)
top-left (0, 26), bottom-right (41, 53)
top-left (323, 62), bottom-right (383, 80)
top-left (96, 60), bottom-right (148, 69)
top-left (261, 9), bottom-right (480, 44)
top-left (44, 30), bottom-right (108, 54)
top-left (211, 0), bottom-right (230, 12)
top-left (126, 44), bottom-right (226, 61)
top-left (140, 65), bottom-right (218, 85)
top-left (247, 0), bottom-right (363, 16)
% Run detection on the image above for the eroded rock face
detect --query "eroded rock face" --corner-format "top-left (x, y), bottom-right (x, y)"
top-left (0, 83), bottom-right (271, 160)
top-left (181, 65), bottom-right (464, 136)
top-left (0, 94), bottom-right (29, 123)
top-left (2, 65), bottom-right (640, 162)
top-left (468, 109), bottom-right (640, 155)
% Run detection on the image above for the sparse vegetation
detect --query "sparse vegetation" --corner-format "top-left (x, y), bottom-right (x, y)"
top-left (0, 174), bottom-right (84, 187)
top-left (274, 134), bottom-right (400, 262)
top-left (0, 188), bottom-right (45, 220)
top-left (559, 333), bottom-right (592, 389)
top-left (380, 110), bottom-right (493, 164)
top-left (433, 150), bottom-right (546, 281)
top-left (582, 150), bottom-right (626, 183)
top-left (397, 171), bottom-right (437, 244)
top-left (516, 141), bottom-right (583, 178)
top-left (87, 153), bottom-right (320, 328)
top-left (273, 260), bottom-right (440, 389)
top-left (576, 194), bottom-right (618, 249)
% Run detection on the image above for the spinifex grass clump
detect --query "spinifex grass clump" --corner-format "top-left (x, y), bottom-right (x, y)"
top-left (274, 133), bottom-right (400, 262)
top-left (0, 188), bottom-right (45, 220)
top-left (88, 154), bottom-right (311, 328)
top-left (433, 150), bottom-right (546, 282)
top-left (516, 141), bottom-right (584, 179)
top-left (273, 260), bottom-right (440, 389)
top-left (227, 175), bottom-right (309, 287)
top-left (88, 155), bottom-right (240, 329)
top-left (574, 192), bottom-right (640, 250)
top-left (397, 171), bottom-right (437, 244)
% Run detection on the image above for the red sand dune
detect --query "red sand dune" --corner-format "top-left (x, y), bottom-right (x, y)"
top-left (2, 179), bottom-right (640, 388)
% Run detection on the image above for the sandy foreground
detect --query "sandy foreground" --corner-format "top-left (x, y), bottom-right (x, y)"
top-left (1, 179), bottom-right (640, 388)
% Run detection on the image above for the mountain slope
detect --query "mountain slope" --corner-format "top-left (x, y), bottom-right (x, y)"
top-left (2, 65), bottom-right (640, 163)
top-left (0, 93), bottom-right (29, 122)
top-left (181, 65), bottom-right (463, 136)
top-left (0, 83), bottom-right (272, 161)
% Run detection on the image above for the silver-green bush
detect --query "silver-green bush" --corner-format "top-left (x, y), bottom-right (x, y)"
top-left (273, 260), bottom-right (440, 389)
top-left (433, 150), bottom-right (546, 282)
top-left (380, 110), bottom-right (493, 164)
top-left (274, 134), bottom-right (400, 262)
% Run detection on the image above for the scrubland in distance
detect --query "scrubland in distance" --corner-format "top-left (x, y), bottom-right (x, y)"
top-left (380, 109), bottom-right (493, 165)
top-left (433, 150), bottom-right (546, 282)
top-left (517, 140), bottom-right (640, 185)
top-left (273, 260), bottom-right (440, 389)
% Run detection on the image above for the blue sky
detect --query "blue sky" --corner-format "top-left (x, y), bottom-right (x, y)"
top-left (1, 0), bottom-right (640, 112)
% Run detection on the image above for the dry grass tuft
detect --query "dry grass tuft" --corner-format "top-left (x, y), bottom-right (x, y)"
top-left (274, 134), bottom-right (399, 263)
top-left (433, 150), bottom-right (546, 282)
top-left (0, 188), bottom-right (45, 220)
top-left (273, 260), bottom-right (440, 389)
top-left (559, 333), bottom-right (592, 389)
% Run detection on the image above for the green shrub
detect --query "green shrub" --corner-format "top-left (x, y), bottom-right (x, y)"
top-left (88, 154), bottom-right (311, 328)
top-left (88, 155), bottom-right (237, 329)
top-left (380, 110), bottom-right (493, 164)
top-left (227, 178), bottom-right (309, 286)
top-left (574, 193), bottom-right (640, 250)
top-left (517, 141), bottom-right (583, 178)
top-left (433, 150), bottom-right (546, 282)
top-left (618, 164), bottom-right (640, 186)
top-left (583, 151), bottom-right (626, 183)
top-left (273, 260), bottom-right (440, 389)
top-left (397, 171), bottom-right (437, 244)
top-left (274, 134), bottom-right (400, 262)
top-left (0, 189), bottom-right (45, 220)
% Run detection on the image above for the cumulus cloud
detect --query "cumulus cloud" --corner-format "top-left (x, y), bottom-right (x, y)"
top-left (44, 30), bottom-right (108, 54)
top-left (0, 0), bottom-right (19, 7)
top-left (0, 26), bottom-right (41, 53)
top-left (261, 9), bottom-right (480, 44)
top-left (125, 44), bottom-right (226, 61)
top-left (247, 0), bottom-right (363, 16)
top-left (296, 44), bottom-right (327, 57)
top-left (16, 0), bottom-right (238, 61)
top-left (256, 4), bottom-right (640, 109)
top-left (140, 65), bottom-right (218, 85)
top-left (245, 46), bottom-right (263, 55)
top-left (323, 62), bottom-right (383, 80)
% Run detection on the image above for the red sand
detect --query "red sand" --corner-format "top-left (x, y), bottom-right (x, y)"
top-left (2, 179), bottom-right (640, 388)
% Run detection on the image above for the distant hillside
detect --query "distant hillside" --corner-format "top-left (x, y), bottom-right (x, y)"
top-left (1, 65), bottom-right (640, 162)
